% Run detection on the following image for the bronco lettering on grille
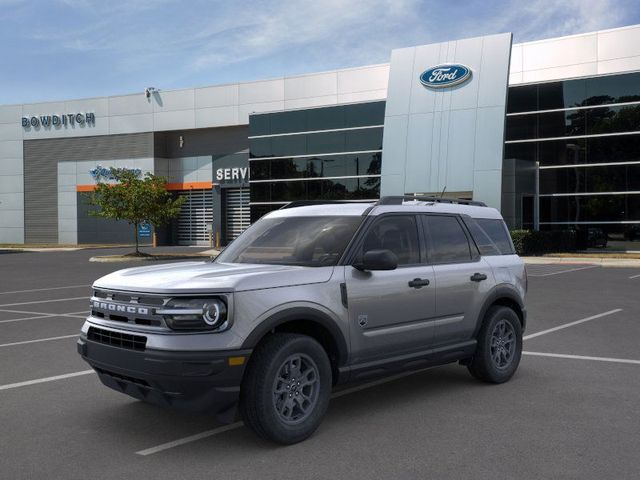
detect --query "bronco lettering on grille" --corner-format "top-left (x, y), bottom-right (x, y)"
top-left (92, 300), bottom-right (149, 315)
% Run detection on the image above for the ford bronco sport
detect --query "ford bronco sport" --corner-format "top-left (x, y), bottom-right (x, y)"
top-left (78, 196), bottom-right (527, 444)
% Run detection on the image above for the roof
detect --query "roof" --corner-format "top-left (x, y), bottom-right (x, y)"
top-left (266, 203), bottom-right (372, 218)
top-left (372, 202), bottom-right (503, 219)
top-left (264, 200), bottom-right (503, 220)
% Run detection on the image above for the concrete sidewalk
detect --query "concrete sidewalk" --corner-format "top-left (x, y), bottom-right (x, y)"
top-left (523, 256), bottom-right (640, 268)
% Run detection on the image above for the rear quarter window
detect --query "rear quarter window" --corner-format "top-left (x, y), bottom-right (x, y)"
top-left (464, 219), bottom-right (501, 256)
top-left (475, 218), bottom-right (516, 255)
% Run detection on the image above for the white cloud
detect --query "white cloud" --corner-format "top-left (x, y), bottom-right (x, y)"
top-left (22, 0), bottom-right (426, 83)
top-left (8, 0), bottom-right (637, 96)
top-left (471, 0), bottom-right (632, 42)
top-left (181, 0), bottom-right (423, 71)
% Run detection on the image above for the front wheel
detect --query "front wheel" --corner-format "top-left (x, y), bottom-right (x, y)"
top-left (467, 306), bottom-right (522, 383)
top-left (240, 333), bottom-right (332, 444)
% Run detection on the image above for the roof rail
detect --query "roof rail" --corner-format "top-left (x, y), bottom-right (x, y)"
top-left (279, 200), bottom-right (374, 210)
top-left (376, 195), bottom-right (487, 207)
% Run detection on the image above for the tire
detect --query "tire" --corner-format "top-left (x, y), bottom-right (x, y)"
top-left (467, 306), bottom-right (522, 384)
top-left (240, 333), bottom-right (332, 444)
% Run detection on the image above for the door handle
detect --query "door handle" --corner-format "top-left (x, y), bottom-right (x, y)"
top-left (408, 278), bottom-right (430, 288)
top-left (470, 272), bottom-right (487, 282)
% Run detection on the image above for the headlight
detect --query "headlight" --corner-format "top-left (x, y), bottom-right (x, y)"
top-left (157, 298), bottom-right (228, 331)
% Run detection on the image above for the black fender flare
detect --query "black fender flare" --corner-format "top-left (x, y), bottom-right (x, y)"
top-left (473, 284), bottom-right (527, 337)
top-left (241, 306), bottom-right (349, 367)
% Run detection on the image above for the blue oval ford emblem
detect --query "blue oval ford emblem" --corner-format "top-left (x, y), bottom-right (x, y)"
top-left (420, 64), bottom-right (472, 89)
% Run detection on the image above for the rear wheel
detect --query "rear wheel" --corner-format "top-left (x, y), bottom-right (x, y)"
top-left (468, 306), bottom-right (522, 383)
top-left (240, 333), bottom-right (332, 444)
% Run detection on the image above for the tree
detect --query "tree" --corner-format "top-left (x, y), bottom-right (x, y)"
top-left (86, 168), bottom-right (185, 255)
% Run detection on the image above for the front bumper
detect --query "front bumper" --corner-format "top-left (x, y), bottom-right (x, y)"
top-left (77, 335), bottom-right (251, 417)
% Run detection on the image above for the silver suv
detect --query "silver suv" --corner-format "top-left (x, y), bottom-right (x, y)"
top-left (78, 196), bottom-right (527, 444)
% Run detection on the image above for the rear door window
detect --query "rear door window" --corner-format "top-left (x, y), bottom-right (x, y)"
top-left (423, 215), bottom-right (473, 264)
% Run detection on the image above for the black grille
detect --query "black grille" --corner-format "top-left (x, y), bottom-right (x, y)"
top-left (88, 326), bottom-right (147, 351)
top-left (98, 290), bottom-right (164, 306)
top-left (90, 309), bottom-right (162, 327)
top-left (91, 290), bottom-right (167, 329)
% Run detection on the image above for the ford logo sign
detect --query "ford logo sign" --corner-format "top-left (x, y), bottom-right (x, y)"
top-left (419, 64), bottom-right (472, 89)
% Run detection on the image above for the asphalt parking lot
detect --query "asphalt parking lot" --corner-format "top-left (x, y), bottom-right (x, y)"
top-left (1, 249), bottom-right (639, 480)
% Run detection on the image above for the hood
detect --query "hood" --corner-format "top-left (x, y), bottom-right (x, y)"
top-left (93, 261), bottom-right (334, 294)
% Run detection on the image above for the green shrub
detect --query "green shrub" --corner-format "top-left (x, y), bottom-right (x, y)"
top-left (509, 229), bottom-right (577, 256)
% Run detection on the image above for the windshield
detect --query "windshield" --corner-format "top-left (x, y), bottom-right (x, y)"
top-left (215, 216), bottom-right (363, 267)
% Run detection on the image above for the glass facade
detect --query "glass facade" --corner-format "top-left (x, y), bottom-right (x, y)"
top-left (506, 72), bottom-right (640, 113)
top-left (249, 102), bottom-right (386, 136)
top-left (249, 101), bottom-right (384, 221)
top-left (504, 71), bottom-right (640, 245)
top-left (505, 104), bottom-right (640, 141)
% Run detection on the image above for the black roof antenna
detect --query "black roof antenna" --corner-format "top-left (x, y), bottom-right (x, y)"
top-left (439, 186), bottom-right (447, 198)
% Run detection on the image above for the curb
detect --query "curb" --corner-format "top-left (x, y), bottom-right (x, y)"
top-left (0, 244), bottom-right (153, 251)
top-left (89, 254), bottom-right (215, 263)
top-left (0, 247), bottom-right (84, 252)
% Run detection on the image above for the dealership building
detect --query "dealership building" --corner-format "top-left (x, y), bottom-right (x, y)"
top-left (1, 24), bottom-right (639, 245)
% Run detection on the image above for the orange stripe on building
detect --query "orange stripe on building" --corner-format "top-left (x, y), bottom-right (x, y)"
top-left (76, 181), bottom-right (213, 192)
top-left (166, 182), bottom-right (213, 191)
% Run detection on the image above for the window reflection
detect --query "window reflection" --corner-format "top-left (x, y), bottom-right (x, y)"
top-left (540, 223), bottom-right (640, 247)
top-left (504, 142), bottom-right (537, 163)
top-left (537, 139), bottom-right (586, 167)
top-left (538, 80), bottom-right (587, 110)
top-left (586, 104), bottom-right (640, 135)
top-left (505, 72), bottom-right (640, 230)
top-left (249, 128), bottom-right (383, 158)
top-left (249, 101), bottom-right (386, 136)
top-left (249, 153), bottom-right (382, 181)
top-left (249, 177), bottom-right (380, 204)
top-left (507, 85), bottom-right (537, 114)
top-left (513, 134), bottom-right (640, 167)
top-left (540, 194), bottom-right (640, 223)
top-left (505, 114), bottom-right (536, 141)
top-left (588, 135), bottom-right (640, 164)
top-left (248, 101), bottom-right (385, 223)
top-left (540, 164), bottom-right (640, 194)
top-left (538, 109), bottom-right (585, 138)
top-left (506, 72), bottom-right (640, 113)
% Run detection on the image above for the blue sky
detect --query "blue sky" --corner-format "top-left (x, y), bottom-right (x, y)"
top-left (1, 0), bottom-right (639, 104)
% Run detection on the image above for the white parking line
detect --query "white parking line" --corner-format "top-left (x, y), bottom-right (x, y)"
top-left (629, 274), bottom-right (640, 279)
top-left (523, 309), bottom-right (622, 340)
top-left (524, 351), bottom-right (640, 365)
top-left (529, 265), bottom-right (599, 277)
top-left (0, 311), bottom-right (87, 324)
top-left (0, 297), bottom-right (87, 308)
top-left (0, 334), bottom-right (79, 348)
top-left (135, 366), bottom-right (434, 456)
top-left (331, 367), bottom-right (433, 399)
top-left (0, 284), bottom-right (90, 295)
top-left (0, 370), bottom-right (95, 391)
top-left (136, 423), bottom-right (245, 456)
top-left (0, 313), bottom-right (52, 323)
top-left (0, 308), bottom-right (87, 316)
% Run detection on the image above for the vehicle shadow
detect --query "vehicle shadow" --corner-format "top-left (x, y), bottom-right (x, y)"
top-left (83, 360), bottom-right (536, 461)
top-left (92, 364), bottom-right (497, 452)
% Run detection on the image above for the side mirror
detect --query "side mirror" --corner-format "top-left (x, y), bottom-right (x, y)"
top-left (354, 249), bottom-right (398, 271)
